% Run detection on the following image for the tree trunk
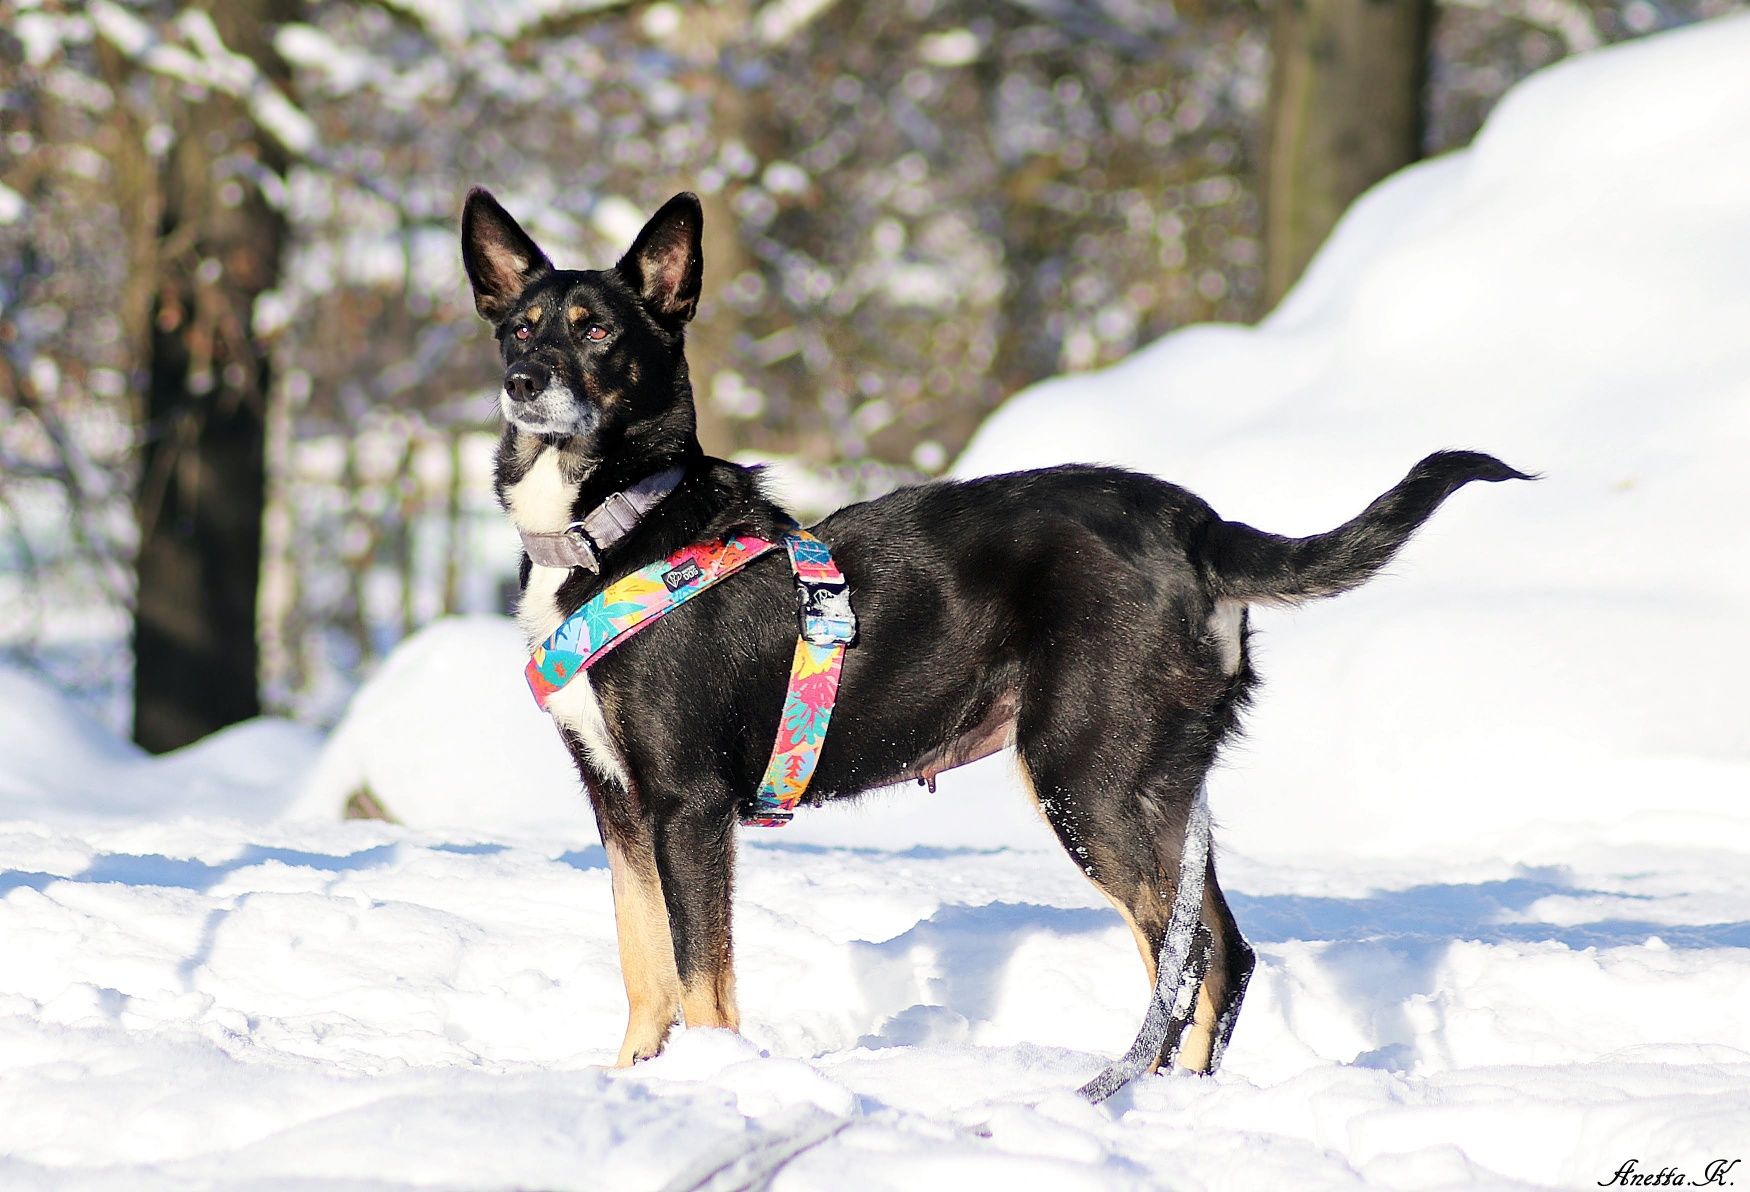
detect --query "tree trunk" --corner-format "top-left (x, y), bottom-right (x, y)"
top-left (1264, 0), bottom-right (1433, 307)
top-left (131, 0), bottom-right (294, 752)
top-left (664, 0), bottom-right (757, 460)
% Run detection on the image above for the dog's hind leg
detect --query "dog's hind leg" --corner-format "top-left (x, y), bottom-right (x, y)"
top-left (604, 830), bottom-right (684, 1066)
top-left (1174, 857), bottom-right (1255, 1074)
top-left (1072, 785), bottom-right (1213, 1100)
top-left (654, 802), bottom-right (741, 1032)
top-left (1018, 740), bottom-right (1216, 1098)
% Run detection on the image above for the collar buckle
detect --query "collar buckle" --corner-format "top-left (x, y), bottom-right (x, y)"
top-left (560, 522), bottom-right (601, 572)
top-left (520, 464), bottom-right (687, 571)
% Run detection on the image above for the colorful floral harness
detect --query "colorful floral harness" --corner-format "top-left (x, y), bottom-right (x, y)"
top-left (525, 528), bottom-right (855, 827)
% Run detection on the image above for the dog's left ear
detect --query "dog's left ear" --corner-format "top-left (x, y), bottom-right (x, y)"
top-left (462, 187), bottom-right (553, 322)
top-left (617, 192), bottom-right (703, 325)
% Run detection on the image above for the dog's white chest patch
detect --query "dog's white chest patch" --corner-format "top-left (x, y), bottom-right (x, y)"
top-left (544, 664), bottom-right (631, 793)
top-left (506, 450), bottom-right (575, 540)
top-left (506, 449), bottom-right (633, 793)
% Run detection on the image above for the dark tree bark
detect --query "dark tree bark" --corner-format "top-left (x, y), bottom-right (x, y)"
top-left (666, 0), bottom-right (756, 460)
top-left (1264, 0), bottom-right (1434, 307)
top-left (130, 0), bottom-right (295, 752)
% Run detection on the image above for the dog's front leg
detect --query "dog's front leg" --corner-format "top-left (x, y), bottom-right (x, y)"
top-left (604, 829), bottom-right (683, 1066)
top-left (654, 803), bottom-right (740, 1032)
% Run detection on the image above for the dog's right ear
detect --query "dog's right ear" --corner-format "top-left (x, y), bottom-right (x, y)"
top-left (462, 188), bottom-right (552, 322)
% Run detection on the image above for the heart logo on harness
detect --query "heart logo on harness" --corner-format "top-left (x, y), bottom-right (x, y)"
top-left (662, 559), bottom-right (703, 591)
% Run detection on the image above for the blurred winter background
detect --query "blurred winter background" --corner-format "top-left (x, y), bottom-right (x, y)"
top-left (2, 0), bottom-right (1737, 742)
top-left (5, 4), bottom-right (1750, 1188)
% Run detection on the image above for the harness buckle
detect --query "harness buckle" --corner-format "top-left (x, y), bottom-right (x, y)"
top-left (797, 577), bottom-right (857, 647)
top-left (560, 522), bottom-right (601, 572)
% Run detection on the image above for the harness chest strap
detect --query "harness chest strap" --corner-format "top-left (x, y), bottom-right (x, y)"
top-left (745, 532), bottom-right (853, 826)
top-left (525, 528), bottom-right (854, 827)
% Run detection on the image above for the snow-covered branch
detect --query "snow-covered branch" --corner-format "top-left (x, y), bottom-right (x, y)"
top-left (90, 0), bottom-right (316, 156)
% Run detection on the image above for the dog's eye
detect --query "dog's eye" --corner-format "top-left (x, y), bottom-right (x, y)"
top-left (513, 325), bottom-right (531, 341)
top-left (584, 324), bottom-right (608, 343)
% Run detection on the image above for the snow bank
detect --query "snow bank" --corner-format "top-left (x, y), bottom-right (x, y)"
top-left (0, 666), bottom-right (320, 823)
top-left (288, 616), bottom-right (585, 831)
top-left (4, 17), bottom-right (1750, 1190)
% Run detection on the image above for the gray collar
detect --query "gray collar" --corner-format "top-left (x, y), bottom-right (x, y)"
top-left (518, 464), bottom-right (687, 571)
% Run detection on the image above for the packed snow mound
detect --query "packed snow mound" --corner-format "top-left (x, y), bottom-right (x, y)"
top-left (0, 666), bottom-right (320, 822)
top-left (957, 13), bottom-right (1750, 863)
top-left (290, 616), bottom-right (585, 831)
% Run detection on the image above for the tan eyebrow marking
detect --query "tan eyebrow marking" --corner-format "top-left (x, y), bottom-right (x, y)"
top-left (525, 304), bottom-right (543, 322)
top-left (568, 304), bottom-right (588, 322)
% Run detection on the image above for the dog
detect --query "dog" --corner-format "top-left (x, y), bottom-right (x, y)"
top-left (460, 187), bottom-right (1528, 1086)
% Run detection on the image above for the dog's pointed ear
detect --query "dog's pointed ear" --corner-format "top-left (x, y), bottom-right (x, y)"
top-left (616, 192), bottom-right (703, 324)
top-left (462, 188), bottom-right (552, 322)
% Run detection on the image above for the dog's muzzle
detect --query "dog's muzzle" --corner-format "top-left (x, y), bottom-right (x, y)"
top-left (500, 367), bottom-right (592, 436)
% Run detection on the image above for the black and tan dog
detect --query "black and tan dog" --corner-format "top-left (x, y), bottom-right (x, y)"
top-left (461, 188), bottom-right (1527, 1086)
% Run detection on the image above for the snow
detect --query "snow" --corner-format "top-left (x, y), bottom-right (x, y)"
top-left (0, 668), bottom-right (321, 823)
top-left (288, 616), bottom-right (582, 831)
top-left (376, 0), bottom-right (634, 46)
top-left (5, 16), bottom-right (1750, 1189)
top-left (273, 24), bottom-right (384, 97)
top-left (752, 0), bottom-right (840, 47)
top-left (0, 182), bottom-right (25, 226)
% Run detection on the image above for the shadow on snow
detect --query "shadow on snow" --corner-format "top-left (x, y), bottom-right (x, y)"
top-left (843, 872), bottom-right (1750, 1061)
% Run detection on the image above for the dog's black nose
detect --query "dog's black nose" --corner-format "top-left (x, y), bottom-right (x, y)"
top-left (506, 364), bottom-right (550, 402)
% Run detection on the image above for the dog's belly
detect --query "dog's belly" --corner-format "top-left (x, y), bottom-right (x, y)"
top-left (896, 688), bottom-right (1017, 792)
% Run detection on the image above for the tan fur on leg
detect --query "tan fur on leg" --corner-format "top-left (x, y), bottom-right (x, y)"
top-left (1020, 760), bottom-right (1160, 985)
top-left (606, 837), bottom-right (681, 1066)
top-left (678, 949), bottom-right (739, 1030)
top-left (671, 813), bottom-right (741, 1033)
top-left (1104, 892), bottom-right (1162, 990)
top-left (1103, 893), bottom-right (1170, 1076)
top-left (1174, 980), bottom-right (1219, 1073)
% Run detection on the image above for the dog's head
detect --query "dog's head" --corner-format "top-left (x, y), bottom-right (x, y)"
top-left (461, 188), bottom-right (703, 449)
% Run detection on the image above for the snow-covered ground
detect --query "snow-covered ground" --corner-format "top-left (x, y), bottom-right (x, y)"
top-left (6, 16), bottom-right (1750, 1189)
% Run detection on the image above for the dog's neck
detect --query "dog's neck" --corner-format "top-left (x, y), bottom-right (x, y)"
top-left (497, 425), bottom-right (696, 534)
top-left (496, 420), bottom-right (790, 589)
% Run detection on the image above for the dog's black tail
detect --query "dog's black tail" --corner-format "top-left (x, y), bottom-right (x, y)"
top-left (1205, 450), bottom-right (1533, 605)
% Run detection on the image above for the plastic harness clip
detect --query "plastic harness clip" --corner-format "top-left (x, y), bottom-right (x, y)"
top-left (798, 578), bottom-right (856, 647)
